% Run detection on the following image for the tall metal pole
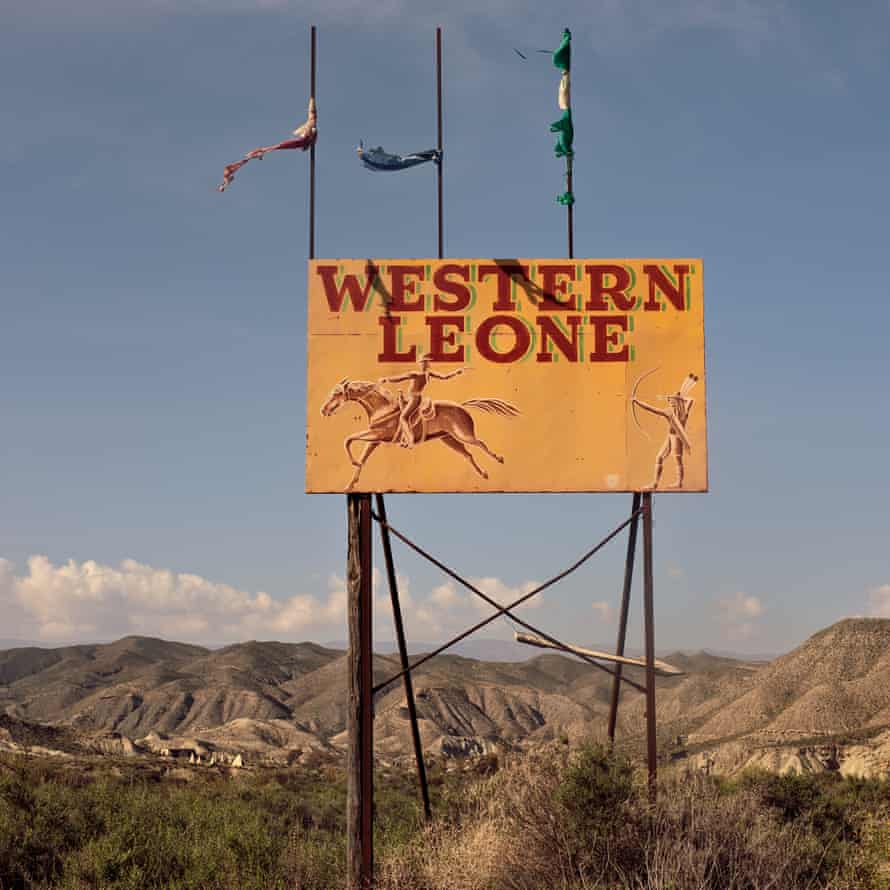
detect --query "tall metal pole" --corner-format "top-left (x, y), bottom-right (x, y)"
top-left (566, 154), bottom-right (574, 259)
top-left (375, 495), bottom-right (432, 820)
top-left (309, 26), bottom-right (316, 260)
top-left (565, 29), bottom-right (573, 260)
top-left (436, 27), bottom-right (444, 260)
top-left (642, 492), bottom-right (657, 798)
top-left (347, 494), bottom-right (374, 889)
top-left (606, 492), bottom-right (641, 744)
top-left (308, 26), bottom-right (317, 260)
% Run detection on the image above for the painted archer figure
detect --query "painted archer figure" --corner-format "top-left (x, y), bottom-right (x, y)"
top-left (380, 353), bottom-right (468, 448)
top-left (631, 371), bottom-right (699, 489)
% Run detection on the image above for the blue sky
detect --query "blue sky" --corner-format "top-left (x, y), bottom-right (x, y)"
top-left (1, 0), bottom-right (888, 656)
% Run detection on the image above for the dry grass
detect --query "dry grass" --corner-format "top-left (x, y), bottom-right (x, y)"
top-left (2, 746), bottom-right (888, 889)
top-left (376, 744), bottom-right (888, 890)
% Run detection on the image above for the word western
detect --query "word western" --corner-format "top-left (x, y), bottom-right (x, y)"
top-left (315, 262), bottom-right (693, 364)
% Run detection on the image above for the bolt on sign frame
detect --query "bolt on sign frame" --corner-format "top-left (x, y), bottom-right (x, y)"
top-left (303, 27), bottom-right (707, 890)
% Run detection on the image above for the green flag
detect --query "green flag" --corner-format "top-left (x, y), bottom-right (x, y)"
top-left (550, 28), bottom-right (574, 205)
top-left (552, 27), bottom-right (571, 72)
top-left (550, 111), bottom-right (573, 159)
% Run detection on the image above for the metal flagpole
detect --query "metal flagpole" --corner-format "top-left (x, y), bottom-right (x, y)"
top-left (436, 26), bottom-right (444, 260)
top-left (566, 154), bottom-right (573, 258)
top-left (309, 26), bottom-right (316, 260)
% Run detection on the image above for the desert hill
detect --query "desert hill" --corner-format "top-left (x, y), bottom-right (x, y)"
top-left (690, 618), bottom-right (890, 745)
top-left (6, 622), bottom-right (890, 779)
top-left (0, 634), bottom-right (763, 765)
top-left (11, 621), bottom-right (890, 775)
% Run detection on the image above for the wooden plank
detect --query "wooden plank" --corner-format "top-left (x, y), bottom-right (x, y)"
top-left (514, 631), bottom-right (683, 677)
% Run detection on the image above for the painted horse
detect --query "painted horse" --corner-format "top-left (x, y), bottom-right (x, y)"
top-left (320, 379), bottom-right (520, 490)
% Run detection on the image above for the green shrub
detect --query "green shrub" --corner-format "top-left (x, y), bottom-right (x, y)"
top-left (556, 742), bottom-right (634, 837)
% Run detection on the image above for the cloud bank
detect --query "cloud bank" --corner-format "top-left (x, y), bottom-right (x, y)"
top-left (0, 555), bottom-right (539, 646)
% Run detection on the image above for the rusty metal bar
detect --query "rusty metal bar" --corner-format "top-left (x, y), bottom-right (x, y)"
top-left (436, 27), bottom-right (444, 260)
top-left (642, 491), bottom-right (657, 798)
top-left (371, 509), bottom-right (646, 694)
top-left (566, 154), bottom-right (573, 259)
top-left (607, 492), bottom-right (641, 745)
top-left (346, 494), bottom-right (373, 889)
top-left (308, 26), bottom-right (316, 261)
top-left (375, 494), bottom-right (432, 821)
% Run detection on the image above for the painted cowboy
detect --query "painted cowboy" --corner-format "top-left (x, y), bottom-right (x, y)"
top-left (380, 354), bottom-right (468, 447)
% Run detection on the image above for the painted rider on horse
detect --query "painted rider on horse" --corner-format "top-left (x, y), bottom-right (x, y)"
top-left (380, 353), bottom-right (468, 447)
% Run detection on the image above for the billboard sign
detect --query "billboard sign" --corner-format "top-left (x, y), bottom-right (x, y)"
top-left (306, 258), bottom-right (706, 493)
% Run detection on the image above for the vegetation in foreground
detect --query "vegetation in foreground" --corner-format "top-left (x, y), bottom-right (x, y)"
top-left (2, 747), bottom-right (890, 890)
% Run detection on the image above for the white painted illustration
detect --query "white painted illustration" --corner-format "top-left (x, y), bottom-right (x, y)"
top-left (631, 369), bottom-right (699, 490)
top-left (320, 354), bottom-right (520, 490)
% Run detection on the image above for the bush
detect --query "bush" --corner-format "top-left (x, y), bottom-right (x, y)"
top-left (0, 754), bottom-right (423, 890)
top-left (376, 744), bottom-right (890, 890)
top-left (557, 742), bottom-right (634, 834)
top-left (3, 749), bottom-right (890, 890)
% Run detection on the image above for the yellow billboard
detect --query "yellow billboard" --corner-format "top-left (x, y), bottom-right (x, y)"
top-left (306, 259), bottom-right (707, 493)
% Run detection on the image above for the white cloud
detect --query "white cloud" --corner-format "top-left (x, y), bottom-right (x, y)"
top-left (591, 600), bottom-right (616, 623)
top-left (0, 555), bottom-right (345, 644)
top-left (430, 581), bottom-right (462, 609)
top-left (867, 584), bottom-right (890, 618)
top-left (0, 555), bottom-right (540, 646)
top-left (380, 575), bottom-right (541, 641)
top-left (717, 590), bottom-right (764, 640)
top-left (470, 577), bottom-right (540, 611)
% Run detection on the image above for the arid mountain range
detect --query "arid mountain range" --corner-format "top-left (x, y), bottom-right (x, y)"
top-left (3, 619), bottom-right (890, 776)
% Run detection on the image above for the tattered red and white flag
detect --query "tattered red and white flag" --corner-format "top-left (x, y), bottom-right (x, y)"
top-left (218, 97), bottom-right (317, 192)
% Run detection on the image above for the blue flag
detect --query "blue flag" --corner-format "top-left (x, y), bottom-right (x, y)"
top-left (357, 142), bottom-right (441, 172)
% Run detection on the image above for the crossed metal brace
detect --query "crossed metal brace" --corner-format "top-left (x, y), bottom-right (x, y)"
top-left (370, 493), bottom-right (649, 820)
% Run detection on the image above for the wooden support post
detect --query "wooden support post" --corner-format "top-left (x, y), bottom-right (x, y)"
top-left (347, 493), bottom-right (373, 889)
top-left (375, 495), bottom-right (432, 821)
top-left (607, 492), bottom-right (641, 745)
top-left (642, 492), bottom-right (657, 798)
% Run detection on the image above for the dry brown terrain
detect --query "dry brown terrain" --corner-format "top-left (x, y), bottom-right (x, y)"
top-left (4, 618), bottom-right (890, 776)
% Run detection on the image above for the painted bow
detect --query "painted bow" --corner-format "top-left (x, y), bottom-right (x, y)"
top-left (630, 366), bottom-right (660, 441)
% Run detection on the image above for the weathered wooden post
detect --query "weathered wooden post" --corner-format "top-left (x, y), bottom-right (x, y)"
top-left (346, 493), bottom-right (373, 889)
